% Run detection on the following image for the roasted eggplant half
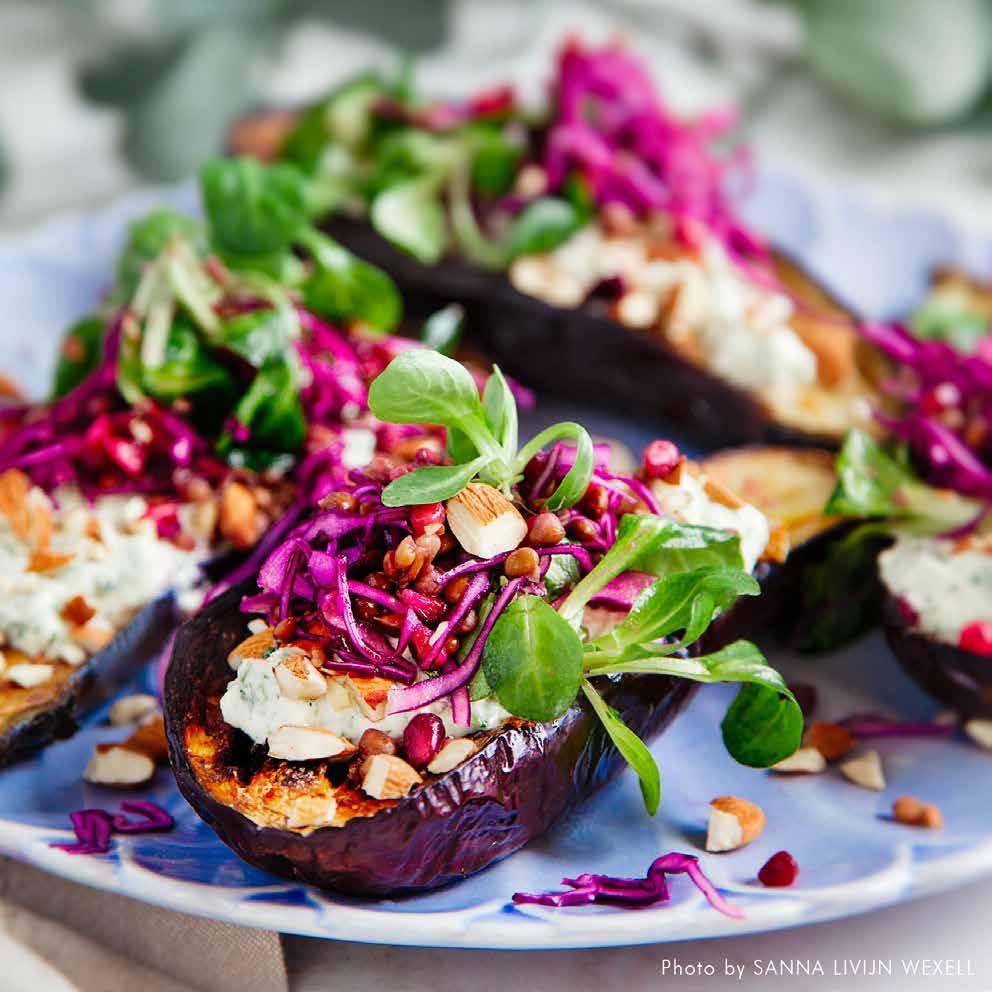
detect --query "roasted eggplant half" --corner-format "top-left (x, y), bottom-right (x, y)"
top-left (231, 42), bottom-right (879, 447)
top-left (323, 218), bottom-right (876, 448)
top-left (164, 354), bottom-right (813, 897)
top-left (877, 535), bottom-right (992, 719)
top-left (0, 156), bottom-right (442, 763)
top-left (166, 585), bottom-right (697, 896)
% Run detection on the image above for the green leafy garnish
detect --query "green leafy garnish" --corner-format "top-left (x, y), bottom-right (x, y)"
top-left (582, 679), bottom-right (662, 815)
top-left (506, 197), bottom-right (585, 260)
top-left (200, 157), bottom-right (310, 258)
top-left (910, 298), bottom-right (990, 353)
top-left (368, 349), bottom-right (594, 509)
top-left (370, 176), bottom-right (448, 265)
top-left (827, 429), bottom-right (979, 529)
top-left (483, 595), bottom-right (584, 722)
top-left (115, 209), bottom-right (207, 302)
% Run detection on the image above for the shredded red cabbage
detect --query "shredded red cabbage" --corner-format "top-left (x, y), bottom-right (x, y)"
top-left (542, 40), bottom-right (750, 251)
top-left (238, 433), bottom-right (677, 723)
top-left (513, 852), bottom-right (743, 919)
top-left (861, 320), bottom-right (992, 501)
top-left (50, 800), bottom-right (174, 855)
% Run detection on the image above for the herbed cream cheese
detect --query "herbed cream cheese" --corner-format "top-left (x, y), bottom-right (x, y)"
top-left (0, 487), bottom-right (204, 668)
top-left (650, 469), bottom-right (770, 574)
top-left (878, 534), bottom-right (992, 645)
top-left (220, 647), bottom-right (513, 746)
top-left (508, 221), bottom-right (817, 396)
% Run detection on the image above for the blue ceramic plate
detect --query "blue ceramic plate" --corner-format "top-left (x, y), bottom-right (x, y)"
top-left (0, 172), bottom-right (990, 948)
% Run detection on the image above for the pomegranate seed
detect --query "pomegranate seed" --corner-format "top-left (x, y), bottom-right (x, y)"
top-left (410, 502), bottom-right (445, 535)
top-left (403, 713), bottom-right (445, 768)
top-left (642, 439), bottom-right (680, 480)
top-left (919, 382), bottom-right (961, 415)
top-left (959, 620), bottom-right (992, 656)
top-left (758, 850), bottom-right (799, 887)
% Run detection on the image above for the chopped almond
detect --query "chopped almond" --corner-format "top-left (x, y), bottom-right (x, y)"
top-left (963, 718), bottom-right (992, 750)
top-left (4, 662), bottom-right (55, 689)
top-left (219, 481), bottom-right (260, 549)
top-left (804, 721), bottom-right (855, 762)
top-left (426, 738), bottom-right (477, 775)
top-left (83, 744), bottom-right (156, 788)
top-left (344, 676), bottom-right (393, 721)
top-left (108, 693), bottom-right (160, 727)
top-left (706, 796), bottom-right (765, 852)
top-left (268, 726), bottom-right (358, 763)
top-left (893, 794), bottom-right (943, 829)
top-left (274, 653), bottom-right (327, 701)
top-left (124, 716), bottom-right (169, 764)
top-left (61, 595), bottom-right (97, 627)
top-left (839, 750), bottom-right (886, 791)
top-left (227, 628), bottom-right (275, 670)
top-left (446, 483), bottom-right (527, 559)
top-left (286, 795), bottom-right (338, 831)
top-left (361, 753), bottom-right (422, 800)
top-left (27, 548), bottom-right (74, 573)
top-left (771, 747), bottom-right (827, 774)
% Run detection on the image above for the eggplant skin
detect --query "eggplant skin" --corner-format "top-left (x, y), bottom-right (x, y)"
top-left (165, 583), bottom-right (697, 897)
top-left (882, 594), bottom-right (992, 719)
top-left (0, 594), bottom-right (178, 767)
top-left (322, 217), bottom-right (860, 449)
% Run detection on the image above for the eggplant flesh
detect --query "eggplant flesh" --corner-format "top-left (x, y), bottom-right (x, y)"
top-left (882, 593), bottom-right (992, 719)
top-left (323, 217), bottom-right (871, 449)
top-left (166, 582), bottom-right (697, 896)
top-left (0, 593), bottom-right (178, 766)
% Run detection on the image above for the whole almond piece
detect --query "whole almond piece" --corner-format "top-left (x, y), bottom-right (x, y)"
top-left (83, 744), bottom-right (155, 788)
top-left (124, 716), bottom-right (169, 764)
top-left (963, 718), bottom-right (992, 750)
top-left (839, 750), bottom-right (886, 791)
top-left (706, 796), bottom-right (765, 852)
top-left (426, 738), bottom-right (477, 775)
top-left (268, 726), bottom-right (357, 763)
top-left (771, 747), bottom-right (827, 775)
top-left (892, 794), bottom-right (943, 829)
top-left (361, 753), bottom-right (422, 800)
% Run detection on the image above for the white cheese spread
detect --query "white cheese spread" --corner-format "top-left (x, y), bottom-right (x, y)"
top-left (0, 487), bottom-right (204, 667)
top-left (508, 221), bottom-right (817, 396)
top-left (650, 469), bottom-right (770, 574)
top-left (878, 534), bottom-right (992, 645)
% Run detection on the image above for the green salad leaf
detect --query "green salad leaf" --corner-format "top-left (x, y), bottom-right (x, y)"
top-left (483, 595), bottom-right (584, 722)
top-left (827, 429), bottom-right (979, 528)
top-left (582, 680), bottom-right (661, 815)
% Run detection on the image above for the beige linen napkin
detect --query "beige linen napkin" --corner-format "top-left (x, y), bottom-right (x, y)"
top-left (0, 858), bottom-right (288, 992)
